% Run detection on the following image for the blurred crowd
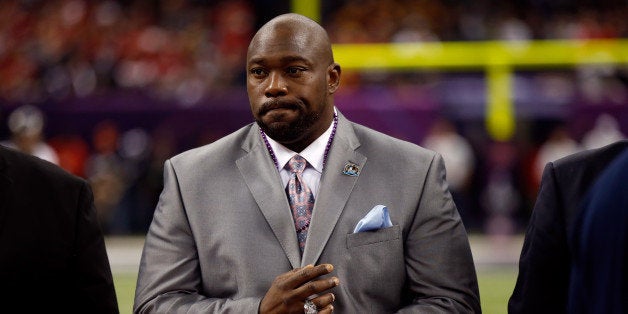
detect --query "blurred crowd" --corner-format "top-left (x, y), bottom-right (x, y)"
top-left (0, 0), bottom-right (255, 105)
top-left (325, 0), bottom-right (626, 43)
top-left (1, 105), bottom-right (179, 234)
top-left (421, 114), bottom-right (625, 236)
top-left (0, 0), bottom-right (627, 234)
top-left (1, 0), bottom-right (626, 104)
top-left (2, 104), bottom-right (625, 235)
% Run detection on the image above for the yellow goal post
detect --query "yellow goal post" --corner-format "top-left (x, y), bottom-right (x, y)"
top-left (291, 0), bottom-right (628, 140)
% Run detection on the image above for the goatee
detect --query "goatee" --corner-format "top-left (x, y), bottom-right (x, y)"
top-left (256, 100), bottom-right (320, 144)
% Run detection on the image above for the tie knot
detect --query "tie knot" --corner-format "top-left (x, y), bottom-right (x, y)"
top-left (287, 155), bottom-right (307, 174)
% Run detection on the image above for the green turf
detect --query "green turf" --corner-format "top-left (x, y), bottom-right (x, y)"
top-left (114, 272), bottom-right (138, 314)
top-left (477, 267), bottom-right (518, 314)
top-left (114, 267), bottom-right (517, 314)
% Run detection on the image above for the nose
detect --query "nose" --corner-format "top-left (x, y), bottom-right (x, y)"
top-left (264, 72), bottom-right (287, 98)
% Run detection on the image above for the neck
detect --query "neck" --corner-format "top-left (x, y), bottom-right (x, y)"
top-left (261, 113), bottom-right (338, 169)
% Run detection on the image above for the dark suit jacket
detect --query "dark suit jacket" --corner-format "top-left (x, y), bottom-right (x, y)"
top-left (568, 148), bottom-right (628, 314)
top-left (509, 140), bottom-right (628, 313)
top-left (0, 146), bottom-right (118, 313)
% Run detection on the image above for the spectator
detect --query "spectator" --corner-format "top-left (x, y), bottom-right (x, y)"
top-left (534, 124), bottom-right (580, 186)
top-left (422, 118), bottom-right (476, 226)
top-left (1, 105), bottom-right (59, 164)
top-left (581, 113), bottom-right (625, 150)
top-left (85, 120), bottom-right (125, 233)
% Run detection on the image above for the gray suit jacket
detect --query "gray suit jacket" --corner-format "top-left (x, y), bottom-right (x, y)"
top-left (134, 113), bottom-right (480, 313)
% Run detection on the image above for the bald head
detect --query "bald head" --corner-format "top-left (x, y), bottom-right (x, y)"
top-left (245, 13), bottom-right (341, 152)
top-left (248, 13), bottom-right (334, 65)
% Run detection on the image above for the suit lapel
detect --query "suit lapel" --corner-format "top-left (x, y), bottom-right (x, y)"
top-left (302, 114), bottom-right (366, 266)
top-left (236, 126), bottom-right (302, 268)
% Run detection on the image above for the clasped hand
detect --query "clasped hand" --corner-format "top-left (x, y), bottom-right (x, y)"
top-left (259, 264), bottom-right (339, 313)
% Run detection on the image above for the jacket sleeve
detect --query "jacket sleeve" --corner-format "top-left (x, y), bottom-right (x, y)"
top-left (133, 160), bottom-right (262, 314)
top-left (397, 154), bottom-right (481, 313)
top-left (73, 181), bottom-right (120, 313)
top-left (509, 162), bottom-right (570, 313)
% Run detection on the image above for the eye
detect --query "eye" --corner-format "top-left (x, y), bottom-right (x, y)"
top-left (286, 67), bottom-right (306, 76)
top-left (250, 68), bottom-right (267, 77)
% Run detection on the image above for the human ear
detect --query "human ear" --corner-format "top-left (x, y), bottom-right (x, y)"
top-left (327, 63), bottom-right (341, 94)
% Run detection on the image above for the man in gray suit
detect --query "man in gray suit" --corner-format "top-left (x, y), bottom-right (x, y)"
top-left (134, 13), bottom-right (480, 313)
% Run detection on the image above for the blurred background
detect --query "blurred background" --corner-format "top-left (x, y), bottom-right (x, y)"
top-left (1, 0), bottom-right (626, 312)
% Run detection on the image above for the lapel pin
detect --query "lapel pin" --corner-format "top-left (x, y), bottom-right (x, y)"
top-left (342, 162), bottom-right (360, 176)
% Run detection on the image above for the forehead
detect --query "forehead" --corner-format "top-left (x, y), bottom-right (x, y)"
top-left (247, 26), bottom-right (325, 65)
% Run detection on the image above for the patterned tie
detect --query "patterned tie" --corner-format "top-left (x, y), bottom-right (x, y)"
top-left (286, 155), bottom-right (315, 254)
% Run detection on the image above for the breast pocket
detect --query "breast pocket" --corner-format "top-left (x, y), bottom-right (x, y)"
top-left (342, 225), bottom-right (404, 312)
top-left (346, 225), bottom-right (401, 248)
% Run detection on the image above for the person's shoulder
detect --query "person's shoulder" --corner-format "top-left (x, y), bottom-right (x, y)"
top-left (350, 121), bottom-right (435, 157)
top-left (553, 140), bottom-right (628, 170)
top-left (548, 140), bottom-right (628, 193)
top-left (170, 123), bottom-right (255, 166)
top-left (0, 145), bottom-right (86, 187)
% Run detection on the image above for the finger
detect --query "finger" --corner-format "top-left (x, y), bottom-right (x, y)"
top-left (317, 304), bottom-right (334, 314)
top-left (286, 265), bottom-right (306, 276)
top-left (272, 264), bottom-right (309, 284)
top-left (284, 264), bottom-right (333, 288)
top-left (293, 276), bottom-right (339, 300)
top-left (311, 292), bottom-right (335, 309)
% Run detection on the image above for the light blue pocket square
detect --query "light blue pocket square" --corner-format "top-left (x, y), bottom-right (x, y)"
top-left (353, 205), bottom-right (393, 233)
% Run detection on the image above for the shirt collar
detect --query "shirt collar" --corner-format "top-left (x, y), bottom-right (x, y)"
top-left (266, 109), bottom-right (336, 173)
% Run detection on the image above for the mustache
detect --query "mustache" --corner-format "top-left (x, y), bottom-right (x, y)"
top-left (258, 99), bottom-right (304, 116)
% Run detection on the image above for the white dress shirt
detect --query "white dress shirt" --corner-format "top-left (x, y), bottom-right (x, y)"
top-left (265, 116), bottom-right (335, 198)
